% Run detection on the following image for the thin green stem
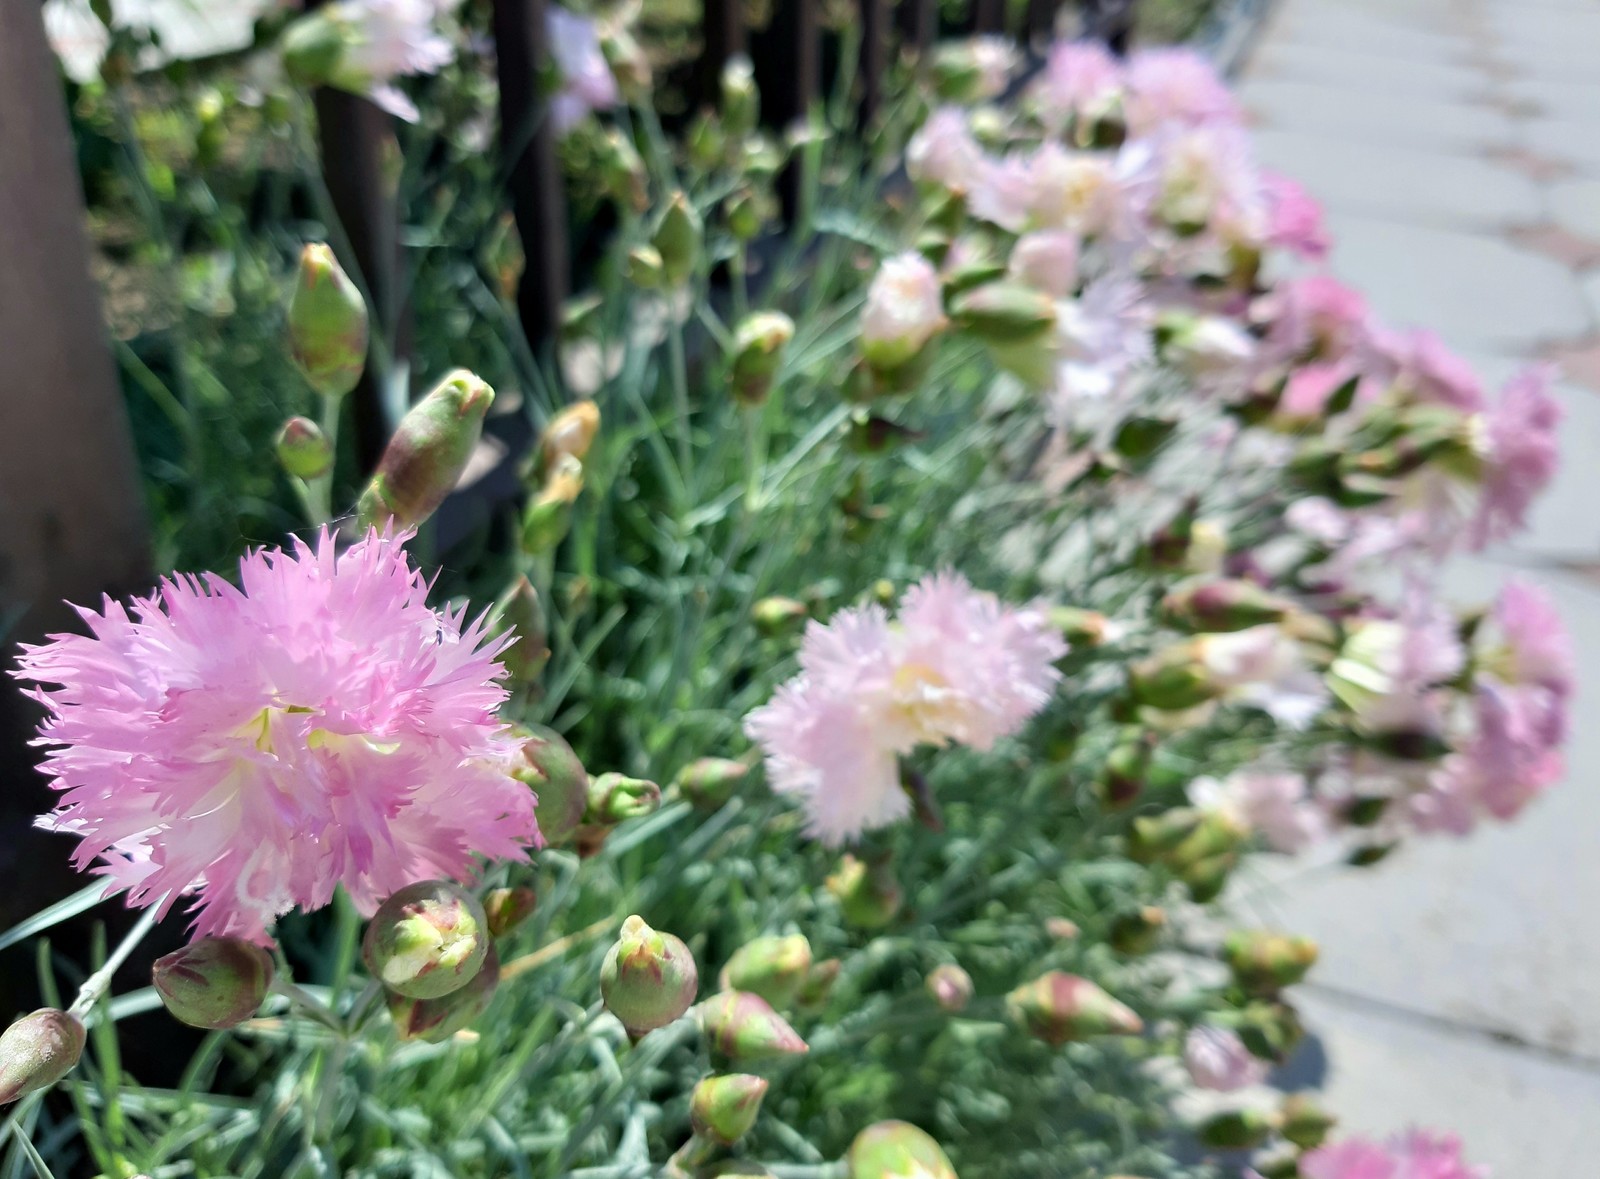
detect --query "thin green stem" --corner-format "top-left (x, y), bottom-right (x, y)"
top-left (67, 903), bottom-right (164, 1022)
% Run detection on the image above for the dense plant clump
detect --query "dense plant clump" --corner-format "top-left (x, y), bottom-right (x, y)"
top-left (3, 4), bottom-right (1554, 1177)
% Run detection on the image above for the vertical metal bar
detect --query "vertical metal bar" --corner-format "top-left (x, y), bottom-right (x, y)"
top-left (492, 0), bottom-right (570, 352)
top-left (749, 0), bottom-right (820, 219)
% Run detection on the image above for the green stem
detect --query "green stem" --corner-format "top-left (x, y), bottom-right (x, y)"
top-left (68, 903), bottom-right (164, 1022)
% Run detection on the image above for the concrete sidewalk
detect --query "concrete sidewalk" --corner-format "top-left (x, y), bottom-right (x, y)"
top-left (1236, 0), bottom-right (1600, 1173)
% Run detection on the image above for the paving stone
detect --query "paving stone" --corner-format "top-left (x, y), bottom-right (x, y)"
top-left (1284, 992), bottom-right (1600, 1179)
top-left (1507, 79), bottom-right (1600, 123)
top-left (1549, 179), bottom-right (1600, 240)
top-left (1239, 78), bottom-right (1515, 152)
top-left (1270, 10), bottom-right (1467, 59)
top-left (1505, 223), bottom-right (1600, 270)
top-left (1316, 211), bottom-right (1592, 352)
top-left (1522, 118), bottom-right (1600, 176)
top-left (1251, 131), bottom-right (1543, 229)
top-left (1249, 41), bottom-right (1486, 101)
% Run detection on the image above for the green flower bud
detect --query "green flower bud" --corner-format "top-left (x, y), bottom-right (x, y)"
top-left (275, 416), bottom-right (333, 480)
top-left (521, 454), bottom-right (584, 555)
top-left (598, 129), bottom-right (649, 214)
top-left (796, 957), bottom-right (841, 1010)
top-left (280, 14), bottom-right (345, 90)
top-left (690, 1072), bottom-right (769, 1146)
top-left (826, 854), bottom-right (902, 930)
top-left (1050, 605), bottom-right (1112, 647)
top-left (1006, 972), bottom-right (1143, 1046)
top-left (0, 1010), bottom-right (85, 1104)
top-left (152, 937), bottom-right (275, 1030)
top-left (357, 370), bottom-right (494, 530)
top-left (721, 55), bottom-right (759, 139)
top-left (601, 916), bottom-right (699, 1038)
top-left (1161, 580), bottom-right (1291, 634)
top-left (387, 945), bottom-right (500, 1043)
top-left (725, 186), bottom-right (775, 242)
top-left (653, 192), bottom-right (702, 288)
top-left (847, 1121), bottom-right (958, 1179)
top-left (673, 757), bottom-right (750, 811)
top-left (541, 400), bottom-right (601, 469)
top-left (362, 881), bottom-right (489, 1000)
top-left (950, 284), bottom-right (1057, 343)
top-left (687, 111), bottom-right (727, 171)
top-left (1180, 851), bottom-right (1240, 903)
top-left (1224, 1000), bottom-right (1306, 1064)
top-left (1222, 931), bottom-right (1319, 996)
top-left (1108, 906), bottom-right (1167, 957)
top-left (493, 577), bottom-right (550, 685)
top-left (626, 245), bottom-right (665, 289)
top-left (1196, 1108), bottom-right (1280, 1150)
top-left (730, 311), bottom-right (795, 406)
top-left (720, 935), bottom-right (812, 1010)
top-left (926, 964), bottom-right (974, 1013)
top-left (1280, 1093), bottom-right (1336, 1149)
top-left (1098, 732), bottom-right (1152, 809)
top-left (483, 887), bottom-right (537, 938)
top-left (1112, 414), bottom-right (1179, 463)
top-left (286, 243), bottom-right (368, 399)
top-left (752, 596), bottom-right (809, 635)
top-left (1127, 807), bottom-right (1205, 863)
top-left (698, 991), bottom-right (809, 1061)
top-left (509, 724), bottom-right (588, 846)
top-left (1128, 643), bottom-right (1221, 711)
top-left (585, 772), bottom-right (661, 825)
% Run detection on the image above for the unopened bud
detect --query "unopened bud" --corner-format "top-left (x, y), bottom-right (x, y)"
top-left (1108, 906), bottom-right (1167, 956)
top-left (721, 55), bottom-right (759, 138)
top-left (287, 243), bottom-right (368, 399)
top-left (1225, 1000), bottom-right (1305, 1064)
top-left (1280, 1093), bottom-right (1336, 1149)
top-left (522, 453), bottom-right (584, 555)
top-left (654, 192), bottom-right (702, 288)
top-left (690, 1073), bottom-right (769, 1145)
top-left (275, 416), bottom-right (333, 480)
top-left (387, 944), bottom-right (500, 1042)
top-left (509, 724), bottom-right (588, 846)
top-left (720, 935), bottom-right (812, 1010)
top-left (1127, 807), bottom-right (1205, 863)
top-left (483, 887), bottom-right (537, 938)
top-left (362, 880), bottom-right (489, 1000)
top-left (1196, 1108), bottom-right (1279, 1150)
top-left (796, 957), bottom-right (841, 1009)
top-left (1113, 415), bottom-right (1179, 463)
top-left (0, 1010), bottom-right (85, 1104)
top-left (357, 370), bottom-right (494, 530)
top-left (687, 111), bottom-right (727, 171)
top-left (730, 311), bottom-right (795, 405)
top-left (1045, 917), bottom-right (1080, 941)
top-left (674, 757), bottom-right (750, 810)
top-left (847, 1121), bottom-right (958, 1179)
top-left (541, 400), bottom-right (601, 469)
top-left (927, 964), bottom-right (974, 1013)
top-left (601, 916), bottom-right (699, 1038)
top-left (1098, 732), bottom-right (1152, 809)
top-left (753, 596), bottom-right (808, 635)
top-left (725, 186), bottom-right (775, 242)
top-left (586, 772), bottom-right (661, 825)
top-left (826, 854), bottom-right (903, 930)
top-left (153, 937), bottom-right (275, 1029)
top-left (1128, 643), bottom-right (1220, 711)
top-left (598, 129), bottom-right (648, 213)
top-left (1222, 931), bottom-right (1319, 995)
top-left (1050, 605), bottom-right (1111, 647)
top-left (699, 991), bottom-right (809, 1060)
top-left (281, 13), bottom-right (346, 89)
top-left (626, 245), bottom-right (665, 289)
top-left (1161, 580), bottom-right (1290, 633)
top-left (492, 577), bottom-right (550, 684)
top-left (1179, 851), bottom-right (1239, 903)
top-left (1007, 972), bottom-right (1143, 1046)
top-left (951, 283), bottom-right (1057, 343)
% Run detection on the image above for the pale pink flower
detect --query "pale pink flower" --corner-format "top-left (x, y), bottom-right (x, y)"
top-left (1302, 1140), bottom-right (1398, 1179)
top-left (1470, 366), bottom-right (1561, 549)
top-left (967, 36), bottom-right (1020, 99)
top-left (1031, 39), bottom-right (1124, 131)
top-left (1278, 361), bottom-right (1359, 420)
top-left (13, 529), bottom-right (537, 944)
top-left (1262, 172), bottom-right (1329, 259)
top-left (861, 252), bottom-right (947, 370)
top-left (1198, 625), bottom-right (1328, 729)
top-left (547, 5), bottom-right (619, 134)
top-left (1264, 275), bottom-right (1371, 365)
top-left (1182, 1024), bottom-right (1269, 1091)
top-left (907, 107), bottom-right (986, 192)
top-left (1151, 124), bottom-right (1262, 235)
top-left (327, 0), bottom-right (460, 121)
top-left (1050, 272), bottom-right (1153, 410)
top-left (1009, 230), bottom-right (1081, 299)
top-left (1391, 1129), bottom-right (1489, 1179)
top-left (1191, 769), bottom-right (1327, 853)
top-left (1375, 329), bottom-right (1485, 412)
top-left (743, 573), bottom-right (1064, 844)
top-left (1304, 1130), bottom-right (1486, 1179)
top-left (1123, 47), bottom-right (1241, 134)
top-left (973, 142), bottom-right (1153, 240)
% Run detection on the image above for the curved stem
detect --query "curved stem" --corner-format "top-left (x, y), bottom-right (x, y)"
top-left (68, 902), bottom-right (164, 1022)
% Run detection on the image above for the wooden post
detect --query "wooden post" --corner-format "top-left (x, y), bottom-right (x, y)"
top-left (493, 0), bottom-right (569, 352)
top-left (895, 0), bottom-right (939, 56)
top-left (749, 0), bottom-right (820, 220)
top-left (1026, 0), bottom-right (1063, 42)
top-left (859, 0), bottom-right (889, 127)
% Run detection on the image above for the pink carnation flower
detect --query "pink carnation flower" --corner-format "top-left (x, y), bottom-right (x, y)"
top-left (1183, 1024), bottom-right (1269, 1091)
top-left (547, 5), bottom-right (619, 134)
top-left (1262, 172), bottom-right (1329, 259)
top-left (1304, 1130), bottom-right (1487, 1179)
top-left (744, 573), bottom-right (1064, 844)
top-left (1265, 275), bottom-right (1372, 365)
top-left (1471, 365), bottom-right (1561, 549)
top-left (1123, 47), bottom-right (1241, 134)
top-left (907, 107), bottom-right (987, 193)
top-left (1031, 39), bottom-right (1124, 131)
top-left (861, 252), bottom-right (947, 370)
top-left (1191, 769), bottom-right (1327, 853)
top-left (14, 529), bottom-right (538, 943)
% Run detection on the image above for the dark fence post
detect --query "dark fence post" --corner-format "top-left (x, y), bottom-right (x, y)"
top-left (493, 0), bottom-right (569, 353)
top-left (698, 0), bottom-right (747, 108)
top-left (1026, 0), bottom-right (1063, 42)
top-left (859, 0), bottom-right (889, 126)
top-left (895, 0), bottom-right (939, 56)
top-left (749, 0), bottom-right (820, 219)
top-left (973, 0), bottom-right (1008, 34)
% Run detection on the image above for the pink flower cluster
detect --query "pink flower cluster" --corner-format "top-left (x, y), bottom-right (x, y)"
top-left (1301, 1129), bottom-right (1488, 1179)
top-left (744, 573), bottom-right (1065, 843)
top-left (14, 530), bottom-right (539, 944)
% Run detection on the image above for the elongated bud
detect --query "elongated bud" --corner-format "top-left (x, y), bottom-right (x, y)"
top-left (626, 244), bottom-right (665, 289)
top-left (1166, 811), bottom-right (1249, 872)
top-left (720, 935), bottom-right (812, 1010)
top-left (387, 945), bottom-right (500, 1043)
top-left (950, 284), bottom-right (1057, 343)
top-left (826, 854), bottom-right (903, 930)
top-left (1224, 1000), bottom-right (1306, 1064)
top-left (753, 596), bottom-right (808, 635)
top-left (687, 111), bottom-right (727, 171)
top-left (730, 311), bottom-right (795, 405)
top-left (1098, 732), bottom-right (1152, 809)
top-left (654, 192), bottom-right (702, 288)
top-left (847, 1121), bottom-right (958, 1179)
top-left (721, 55), bottom-right (759, 138)
top-left (275, 416), bottom-right (333, 480)
top-left (1179, 851), bottom-right (1239, 903)
top-left (363, 881), bottom-right (489, 1000)
top-left (1280, 1093), bottom-right (1335, 1149)
top-left (541, 400), bottom-right (601, 469)
top-left (1007, 972), bottom-right (1143, 1046)
top-left (493, 577), bottom-right (550, 684)
top-left (508, 724), bottom-right (587, 846)
top-left (1045, 917), bottom-right (1080, 941)
top-left (1128, 643), bottom-right (1220, 711)
top-left (522, 454), bottom-right (585, 555)
top-left (1108, 906), bottom-right (1167, 956)
top-left (1127, 807), bottom-right (1205, 863)
top-left (287, 243), bottom-right (368, 399)
top-left (796, 957), bottom-right (841, 1010)
top-left (153, 937), bottom-right (275, 1029)
top-left (1050, 605), bottom-right (1111, 647)
top-left (597, 129), bottom-right (648, 213)
top-left (1196, 1108), bottom-right (1280, 1150)
top-left (586, 772), bottom-right (661, 825)
top-left (601, 916), bottom-right (699, 1038)
top-left (674, 757), bottom-right (750, 810)
top-left (691, 1073), bottom-right (769, 1145)
top-left (483, 887), bottom-right (537, 938)
top-left (698, 991), bottom-right (809, 1060)
top-left (927, 964), bottom-right (974, 1013)
top-left (1162, 580), bottom-right (1290, 633)
top-left (357, 370), bottom-right (494, 529)
top-left (1223, 931), bottom-right (1319, 995)
top-left (725, 186), bottom-right (776, 242)
top-left (0, 1010), bottom-right (85, 1104)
